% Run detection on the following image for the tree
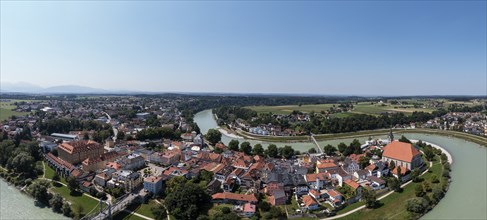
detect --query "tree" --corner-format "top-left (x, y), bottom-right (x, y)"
top-left (265, 144), bottom-right (279, 158)
top-left (66, 176), bottom-right (79, 193)
top-left (62, 202), bottom-right (73, 217)
top-left (432, 186), bottom-right (445, 202)
top-left (280, 145), bottom-right (295, 159)
top-left (411, 168), bottom-right (421, 183)
top-left (9, 152), bottom-right (35, 174)
top-left (406, 197), bottom-right (429, 214)
top-left (83, 132), bottom-right (90, 140)
top-left (397, 166), bottom-right (402, 181)
top-left (50, 193), bottom-right (64, 213)
top-left (258, 201), bottom-right (271, 212)
top-left (423, 147), bottom-right (435, 161)
top-left (73, 204), bottom-right (84, 220)
top-left (423, 181), bottom-right (432, 192)
top-left (205, 129), bottom-right (221, 145)
top-left (388, 177), bottom-right (401, 192)
top-left (252, 144), bottom-right (264, 156)
top-left (228, 140), bottom-right (239, 151)
top-left (415, 184), bottom-right (425, 197)
top-left (164, 182), bottom-right (211, 220)
top-left (338, 142), bottom-right (347, 154)
top-left (116, 131), bottom-right (125, 140)
top-left (389, 161), bottom-right (396, 172)
top-left (359, 156), bottom-right (370, 169)
top-left (28, 180), bottom-right (50, 204)
top-left (431, 175), bottom-right (440, 183)
top-left (239, 142), bottom-right (252, 155)
top-left (362, 189), bottom-right (378, 208)
top-left (323, 144), bottom-right (336, 156)
top-left (308, 148), bottom-right (317, 154)
top-left (52, 173), bottom-right (60, 182)
top-left (151, 204), bottom-right (168, 220)
top-left (398, 135), bottom-right (411, 143)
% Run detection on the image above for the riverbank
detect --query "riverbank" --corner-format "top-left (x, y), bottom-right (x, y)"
top-left (0, 170), bottom-right (67, 219)
top-left (412, 140), bottom-right (453, 164)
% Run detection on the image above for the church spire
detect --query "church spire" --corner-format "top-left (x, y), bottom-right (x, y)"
top-left (388, 128), bottom-right (394, 143)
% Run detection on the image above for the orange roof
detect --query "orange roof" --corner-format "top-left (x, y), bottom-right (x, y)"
top-left (212, 192), bottom-right (258, 203)
top-left (327, 189), bottom-right (341, 198)
top-left (58, 140), bottom-right (102, 154)
top-left (303, 195), bottom-right (318, 206)
top-left (344, 179), bottom-right (360, 189)
top-left (309, 189), bottom-right (320, 197)
top-left (382, 141), bottom-right (420, 163)
top-left (305, 173), bottom-right (326, 182)
top-left (317, 162), bottom-right (338, 169)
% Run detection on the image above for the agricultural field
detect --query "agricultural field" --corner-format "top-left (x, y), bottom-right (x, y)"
top-left (247, 104), bottom-right (336, 115)
top-left (0, 100), bottom-right (29, 121)
top-left (246, 101), bottom-right (439, 117)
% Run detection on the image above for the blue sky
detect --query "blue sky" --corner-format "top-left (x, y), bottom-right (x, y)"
top-left (1, 1), bottom-right (486, 95)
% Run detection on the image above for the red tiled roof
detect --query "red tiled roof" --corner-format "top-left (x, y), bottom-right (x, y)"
top-left (58, 140), bottom-right (102, 154)
top-left (317, 162), bottom-right (338, 169)
top-left (382, 141), bottom-right (421, 163)
top-left (212, 192), bottom-right (258, 203)
top-left (344, 179), bottom-right (360, 189)
top-left (303, 195), bottom-right (318, 206)
top-left (305, 173), bottom-right (326, 182)
top-left (327, 189), bottom-right (341, 198)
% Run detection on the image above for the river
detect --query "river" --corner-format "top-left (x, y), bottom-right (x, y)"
top-left (194, 109), bottom-right (487, 219)
top-left (0, 179), bottom-right (66, 219)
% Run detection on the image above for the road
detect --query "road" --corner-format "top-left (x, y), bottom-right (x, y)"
top-left (102, 111), bottom-right (118, 142)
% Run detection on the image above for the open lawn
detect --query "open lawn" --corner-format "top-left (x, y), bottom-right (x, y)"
top-left (50, 184), bottom-right (99, 216)
top-left (42, 162), bottom-right (57, 179)
top-left (124, 200), bottom-right (159, 219)
top-left (0, 107), bottom-right (28, 121)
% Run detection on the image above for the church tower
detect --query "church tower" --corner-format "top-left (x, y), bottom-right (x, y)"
top-left (388, 128), bottom-right (394, 143)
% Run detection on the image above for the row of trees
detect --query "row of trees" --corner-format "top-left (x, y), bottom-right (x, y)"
top-left (406, 141), bottom-right (452, 219)
top-left (27, 180), bottom-right (74, 218)
top-left (136, 127), bottom-right (181, 141)
top-left (36, 118), bottom-right (111, 135)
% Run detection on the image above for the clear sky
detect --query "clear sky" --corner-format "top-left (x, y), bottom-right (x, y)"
top-left (1, 1), bottom-right (486, 96)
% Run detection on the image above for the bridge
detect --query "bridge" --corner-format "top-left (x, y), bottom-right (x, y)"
top-left (82, 193), bottom-right (138, 220)
top-left (309, 133), bottom-right (324, 155)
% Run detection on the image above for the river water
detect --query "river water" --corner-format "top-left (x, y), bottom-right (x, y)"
top-left (194, 109), bottom-right (487, 219)
top-left (0, 179), bottom-right (66, 219)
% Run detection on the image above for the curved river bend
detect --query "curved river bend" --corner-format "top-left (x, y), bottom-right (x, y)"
top-left (194, 109), bottom-right (487, 220)
top-left (0, 109), bottom-right (484, 219)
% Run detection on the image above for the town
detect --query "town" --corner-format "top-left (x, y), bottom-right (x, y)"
top-left (0, 95), bottom-right (459, 220)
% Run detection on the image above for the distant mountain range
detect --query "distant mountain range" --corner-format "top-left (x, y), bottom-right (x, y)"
top-left (0, 82), bottom-right (115, 94)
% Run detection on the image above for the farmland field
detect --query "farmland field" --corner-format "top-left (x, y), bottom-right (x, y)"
top-left (246, 101), bottom-right (438, 117)
top-left (0, 100), bottom-right (29, 121)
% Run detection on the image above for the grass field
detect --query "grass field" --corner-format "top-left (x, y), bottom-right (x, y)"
top-left (0, 99), bottom-right (34, 121)
top-left (248, 104), bottom-right (336, 115)
top-left (50, 184), bottom-right (99, 216)
top-left (246, 101), bottom-right (438, 117)
top-left (125, 200), bottom-right (158, 219)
